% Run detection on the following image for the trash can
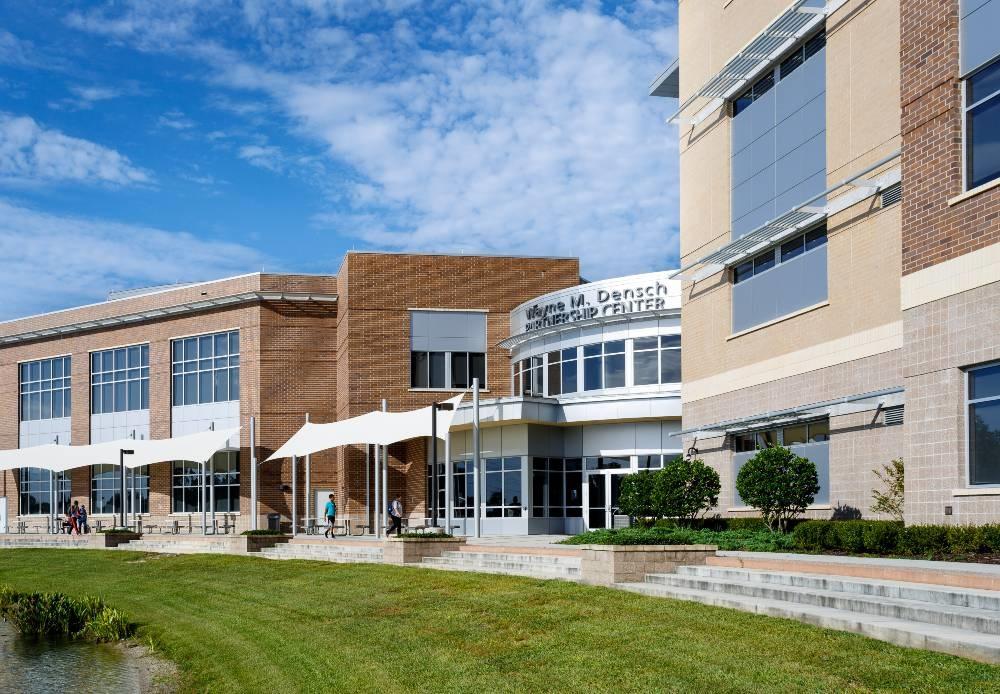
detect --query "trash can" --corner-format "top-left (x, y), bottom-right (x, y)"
top-left (267, 513), bottom-right (281, 532)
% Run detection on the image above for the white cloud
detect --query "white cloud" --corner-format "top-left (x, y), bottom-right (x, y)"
top-left (157, 109), bottom-right (196, 130)
top-left (0, 199), bottom-right (264, 320)
top-left (0, 112), bottom-right (151, 186)
top-left (65, 0), bottom-right (681, 279)
top-left (237, 144), bottom-right (284, 171)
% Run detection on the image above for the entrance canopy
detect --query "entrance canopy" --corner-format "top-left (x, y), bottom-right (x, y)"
top-left (266, 393), bottom-right (465, 461)
top-left (0, 427), bottom-right (241, 473)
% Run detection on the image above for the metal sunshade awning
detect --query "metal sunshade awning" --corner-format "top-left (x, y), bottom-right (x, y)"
top-left (675, 150), bottom-right (901, 282)
top-left (649, 58), bottom-right (679, 98)
top-left (669, 0), bottom-right (846, 126)
top-left (678, 386), bottom-right (904, 439)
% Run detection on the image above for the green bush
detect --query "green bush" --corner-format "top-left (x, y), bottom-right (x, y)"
top-left (656, 457), bottom-right (721, 523)
top-left (560, 527), bottom-right (795, 552)
top-left (82, 607), bottom-right (133, 642)
top-left (793, 520), bottom-right (903, 554)
top-left (617, 470), bottom-right (661, 521)
top-left (947, 525), bottom-right (986, 555)
top-left (861, 521), bottom-right (901, 554)
top-left (834, 521), bottom-right (866, 553)
top-left (727, 517), bottom-right (767, 532)
top-left (898, 525), bottom-right (949, 556)
top-left (983, 524), bottom-right (1000, 553)
top-left (0, 584), bottom-right (133, 642)
top-left (735, 446), bottom-right (819, 531)
top-left (241, 529), bottom-right (286, 536)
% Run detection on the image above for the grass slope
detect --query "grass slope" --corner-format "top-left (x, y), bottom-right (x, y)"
top-left (1, 549), bottom-right (998, 693)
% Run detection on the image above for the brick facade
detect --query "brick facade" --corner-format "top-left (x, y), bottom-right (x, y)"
top-left (1, 255), bottom-right (579, 533)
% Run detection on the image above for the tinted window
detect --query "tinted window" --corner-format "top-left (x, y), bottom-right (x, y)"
top-left (754, 252), bottom-right (776, 274)
top-left (971, 364), bottom-right (1000, 400)
top-left (781, 235), bottom-right (804, 262)
top-left (805, 227), bottom-right (827, 251)
top-left (969, 58), bottom-right (1000, 105)
top-left (734, 261), bottom-right (754, 284)
top-left (968, 95), bottom-right (1000, 189)
top-left (970, 400), bottom-right (1000, 484)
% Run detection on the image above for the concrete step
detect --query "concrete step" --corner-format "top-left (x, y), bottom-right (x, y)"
top-left (259, 545), bottom-right (384, 564)
top-left (645, 572), bottom-right (1000, 635)
top-left (445, 551), bottom-right (576, 565)
top-left (617, 580), bottom-right (1000, 663)
top-left (0, 539), bottom-right (93, 549)
top-left (116, 540), bottom-right (241, 554)
top-left (420, 551), bottom-right (581, 580)
top-left (675, 565), bottom-right (1000, 612)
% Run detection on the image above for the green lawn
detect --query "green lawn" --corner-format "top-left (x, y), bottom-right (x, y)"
top-left (2, 549), bottom-right (999, 693)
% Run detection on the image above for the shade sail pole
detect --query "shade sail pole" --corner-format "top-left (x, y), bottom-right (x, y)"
top-left (209, 455), bottom-right (216, 534)
top-left (381, 399), bottom-right (388, 534)
top-left (473, 378), bottom-right (481, 539)
top-left (305, 413), bottom-right (311, 534)
top-left (201, 461), bottom-right (207, 536)
top-left (365, 444), bottom-right (371, 534)
top-left (374, 441), bottom-right (381, 538)
top-left (444, 430), bottom-right (452, 535)
top-left (291, 455), bottom-right (298, 538)
top-left (250, 416), bottom-right (258, 531)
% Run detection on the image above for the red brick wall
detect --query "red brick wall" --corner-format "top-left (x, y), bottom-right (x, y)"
top-left (901, 0), bottom-right (1000, 274)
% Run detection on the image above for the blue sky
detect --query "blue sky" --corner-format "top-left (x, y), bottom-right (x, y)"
top-left (0, 1), bottom-right (678, 320)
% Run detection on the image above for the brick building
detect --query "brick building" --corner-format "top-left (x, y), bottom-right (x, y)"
top-left (653, 0), bottom-right (1000, 525)
top-left (0, 252), bottom-right (579, 533)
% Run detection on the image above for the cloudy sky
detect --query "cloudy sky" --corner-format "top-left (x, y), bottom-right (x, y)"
top-left (0, 1), bottom-right (678, 320)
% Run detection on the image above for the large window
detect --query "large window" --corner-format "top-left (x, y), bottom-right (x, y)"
top-left (91, 345), bottom-right (149, 414)
top-left (410, 310), bottom-right (487, 389)
top-left (411, 351), bottom-right (485, 389)
top-left (965, 57), bottom-right (1000, 190)
top-left (427, 461), bottom-right (446, 519)
top-left (530, 458), bottom-right (583, 519)
top-left (171, 331), bottom-right (240, 406)
top-left (583, 340), bottom-right (625, 391)
top-left (18, 468), bottom-right (71, 516)
top-left (19, 356), bottom-right (72, 421)
top-left (733, 226), bottom-right (827, 285)
top-left (91, 464), bottom-right (149, 515)
top-left (969, 363), bottom-right (1000, 485)
top-left (172, 452), bottom-right (240, 513)
top-left (733, 419), bottom-right (830, 452)
top-left (732, 30), bottom-right (825, 117)
top-left (546, 348), bottom-right (578, 396)
top-left (633, 335), bottom-right (681, 386)
top-left (452, 460), bottom-right (476, 518)
top-left (515, 356), bottom-right (543, 396)
top-left (483, 457), bottom-right (522, 517)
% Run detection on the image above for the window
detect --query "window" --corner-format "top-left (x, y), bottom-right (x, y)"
top-left (583, 341), bottom-right (625, 391)
top-left (733, 30), bottom-right (825, 117)
top-left (19, 356), bottom-right (71, 421)
top-left (412, 351), bottom-right (484, 389)
top-left (426, 461), bottom-right (446, 519)
top-left (514, 357), bottom-right (543, 396)
top-left (483, 457), bottom-right (522, 517)
top-left (171, 331), bottom-right (239, 406)
top-left (91, 345), bottom-right (149, 414)
top-left (410, 310), bottom-right (487, 389)
top-left (531, 458), bottom-right (571, 518)
top-left (91, 464), bottom-right (149, 515)
top-left (633, 335), bottom-right (681, 386)
top-left (965, 57), bottom-right (1000, 190)
top-left (733, 225), bottom-right (827, 285)
top-left (969, 363), bottom-right (1000, 485)
top-left (172, 452), bottom-right (240, 513)
top-left (545, 348), bottom-right (578, 396)
top-left (585, 456), bottom-right (630, 470)
top-left (18, 468), bottom-right (71, 516)
top-left (733, 419), bottom-right (830, 451)
top-left (638, 455), bottom-right (664, 469)
top-left (452, 460), bottom-right (475, 518)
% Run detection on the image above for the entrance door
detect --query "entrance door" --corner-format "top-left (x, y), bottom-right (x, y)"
top-left (0, 497), bottom-right (6, 534)
top-left (315, 489), bottom-right (335, 532)
top-left (586, 473), bottom-right (627, 530)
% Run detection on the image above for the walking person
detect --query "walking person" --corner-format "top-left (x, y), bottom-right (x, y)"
top-left (71, 500), bottom-right (81, 536)
top-left (78, 504), bottom-right (89, 535)
top-left (323, 493), bottom-right (337, 538)
top-left (386, 495), bottom-right (403, 536)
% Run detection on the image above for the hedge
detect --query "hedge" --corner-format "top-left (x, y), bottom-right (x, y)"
top-left (793, 520), bottom-right (1000, 556)
top-left (561, 527), bottom-right (795, 552)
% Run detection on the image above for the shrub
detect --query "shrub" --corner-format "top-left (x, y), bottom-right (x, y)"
top-left (793, 520), bottom-right (903, 554)
top-left (560, 527), bottom-right (794, 552)
top-left (871, 458), bottom-right (904, 522)
top-left (861, 521), bottom-right (901, 554)
top-left (791, 521), bottom-right (827, 551)
top-left (0, 584), bottom-right (133, 642)
top-left (898, 525), bottom-right (949, 556)
top-left (83, 607), bottom-right (134, 642)
top-left (617, 470), bottom-right (661, 521)
top-left (735, 446), bottom-right (819, 531)
top-left (656, 457), bottom-right (721, 523)
top-left (834, 521), bottom-right (866, 553)
top-left (983, 524), bottom-right (1000, 553)
top-left (241, 529), bottom-right (285, 536)
top-left (947, 525), bottom-right (986, 555)
top-left (727, 517), bottom-right (767, 532)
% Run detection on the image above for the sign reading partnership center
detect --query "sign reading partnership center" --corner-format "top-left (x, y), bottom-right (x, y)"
top-left (510, 271), bottom-right (681, 335)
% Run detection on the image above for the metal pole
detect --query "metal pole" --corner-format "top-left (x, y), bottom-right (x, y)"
top-left (50, 469), bottom-right (56, 534)
top-left (473, 378), bottom-right (481, 539)
top-left (374, 443), bottom-right (381, 538)
top-left (431, 403), bottom-right (438, 527)
top-left (381, 399), bottom-right (388, 535)
top-left (209, 455), bottom-right (216, 534)
top-left (305, 413), bottom-right (311, 534)
top-left (201, 461), bottom-right (207, 536)
top-left (444, 430), bottom-right (452, 535)
top-left (119, 449), bottom-right (127, 529)
top-left (250, 416), bottom-right (258, 531)
top-left (291, 455), bottom-right (298, 538)
top-left (365, 444), bottom-right (371, 534)
top-left (129, 430), bottom-right (136, 530)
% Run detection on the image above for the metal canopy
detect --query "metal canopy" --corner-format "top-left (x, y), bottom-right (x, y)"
top-left (668, 0), bottom-right (845, 126)
top-left (0, 291), bottom-right (338, 347)
top-left (676, 150), bottom-right (901, 281)
top-left (678, 386), bottom-right (904, 439)
top-left (649, 59), bottom-right (679, 98)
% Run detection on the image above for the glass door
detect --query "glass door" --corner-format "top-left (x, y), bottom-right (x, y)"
top-left (587, 475), bottom-right (607, 529)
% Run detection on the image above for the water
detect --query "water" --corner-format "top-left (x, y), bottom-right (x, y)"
top-left (0, 621), bottom-right (143, 693)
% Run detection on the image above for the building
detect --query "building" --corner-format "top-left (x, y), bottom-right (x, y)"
top-left (0, 252), bottom-right (580, 534)
top-left (655, 0), bottom-right (1000, 524)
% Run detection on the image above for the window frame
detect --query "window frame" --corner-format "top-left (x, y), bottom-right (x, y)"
top-left (411, 350), bottom-right (487, 391)
top-left (731, 29), bottom-right (826, 118)
top-left (170, 329), bottom-right (240, 407)
top-left (18, 468), bottom-right (71, 517)
top-left (966, 362), bottom-right (1000, 487)
top-left (91, 464), bottom-right (150, 515)
top-left (90, 343), bottom-right (150, 415)
top-left (18, 355), bottom-right (72, 422)
top-left (171, 451), bottom-right (240, 513)
top-left (963, 56), bottom-right (1000, 191)
top-left (732, 224), bottom-right (828, 286)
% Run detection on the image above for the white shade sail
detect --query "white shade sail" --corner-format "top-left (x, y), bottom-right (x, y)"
top-left (266, 393), bottom-right (465, 462)
top-left (0, 427), bottom-right (241, 473)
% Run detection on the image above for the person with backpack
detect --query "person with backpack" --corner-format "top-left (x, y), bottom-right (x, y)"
top-left (78, 504), bottom-right (89, 534)
top-left (386, 495), bottom-right (403, 536)
top-left (323, 493), bottom-right (337, 538)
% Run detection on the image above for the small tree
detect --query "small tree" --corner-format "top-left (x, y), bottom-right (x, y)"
top-left (657, 456), bottom-right (721, 524)
top-left (871, 458), bottom-right (904, 522)
top-left (616, 470), bottom-right (660, 524)
top-left (735, 446), bottom-right (819, 531)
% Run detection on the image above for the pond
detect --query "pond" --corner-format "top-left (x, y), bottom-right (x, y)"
top-left (0, 621), bottom-right (143, 693)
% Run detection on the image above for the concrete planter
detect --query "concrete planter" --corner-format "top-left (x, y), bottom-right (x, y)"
top-left (95, 532), bottom-right (142, 548)
top-left (240, 535), bottom-right (292, 552)
top-left (383, 536), bottom-right (466, 565)
top-left (578, 544), bottom-right (718, 585)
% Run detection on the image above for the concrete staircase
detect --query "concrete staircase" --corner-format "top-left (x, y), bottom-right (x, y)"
top-left (259, 542), bottom-right (384, 564)
top-left (114, 537), bottom-right (244, 554)
top-left (421, 550), bottom-right (581, 580)
top-left (618, 564), bottom-right (1000, 663)
top-left (0, 535), bottom-right (94, 549)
